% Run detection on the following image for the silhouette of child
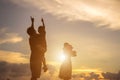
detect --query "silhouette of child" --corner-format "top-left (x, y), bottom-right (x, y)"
top-left (59, 42), bottom-right (76, 80)
top-left (37, 18), bottom-right (48, 72)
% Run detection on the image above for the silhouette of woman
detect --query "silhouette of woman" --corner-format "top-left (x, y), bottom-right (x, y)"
top-left (59, 43), bottom-right (77, 80)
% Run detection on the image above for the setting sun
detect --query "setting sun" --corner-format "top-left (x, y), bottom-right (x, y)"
top-left (58, 51), bottom-right (65, 62)
top-left (0, 0), bottom-right (120, 80)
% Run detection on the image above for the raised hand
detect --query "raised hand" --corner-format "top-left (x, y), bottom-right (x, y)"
top-left (30, 16), bottom-right (34, 23)
top-left (41, 18), bottom-right (44, 23)
top-left (30, 16), bottom-right (34, 28)
top-left (41, 18), bottom-right (45, 27)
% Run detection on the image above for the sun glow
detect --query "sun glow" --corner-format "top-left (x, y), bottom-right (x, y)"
top-left (58, 51), bottom-right (65, 62)
top-left (73, 69), bottom-right (102, 73)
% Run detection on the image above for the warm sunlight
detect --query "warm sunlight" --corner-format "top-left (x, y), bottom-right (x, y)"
top-left (58, 51), bottom-right (65, 62)
top-left (73, 69), bottom-right (102, 73)
top-left (0, 0), bottom-right (120, 80)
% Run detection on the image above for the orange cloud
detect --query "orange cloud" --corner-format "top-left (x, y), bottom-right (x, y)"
top-left (0, 50), bottom-right (28, 63)
top-left (73, 69), bottom-right (102, 73)
top-left (0, 28), bottom-right (23, 44)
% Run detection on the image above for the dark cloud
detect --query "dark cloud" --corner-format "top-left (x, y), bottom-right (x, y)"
top-left (102, 72), bottom-right (120, 80)
top-left (0, 61), bottom-right (30, 80)
top-left (0, 61), bottom-right (120, 80)
top-left (72, 72), bottom-right (100, 80)
top-left (72, 71), bottom-right (120, 80)
top-left (0, 61), bottom-right (58, 80)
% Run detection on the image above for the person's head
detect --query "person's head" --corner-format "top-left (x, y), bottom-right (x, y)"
top-left (27, 27), bottom-right (36, 36)
top-left (64, 42), bottom-right (73, 50)
top-left (64, 42), bottom-right (69, 47)
top-left (38, 26), bottom-right (45, 33)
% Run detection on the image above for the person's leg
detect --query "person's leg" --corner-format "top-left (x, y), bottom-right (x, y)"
top-left (64, 79), bottom-right (69, 80)
top-left (31, 77), bottom-right (37, 80)
top-left (42, 56), bottom-right (48, 72)
top-left (30, 63), bottom-right (37, 80)
top-left (30, 62), bottom-right (40, 80)
top-left (42, 56), bottom-right (46, 66)
top-left (64, 78), bottom-right (69, 80)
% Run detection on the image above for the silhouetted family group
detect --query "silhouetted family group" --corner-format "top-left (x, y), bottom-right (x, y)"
top-left (27, 17), bottom-right (77, 80)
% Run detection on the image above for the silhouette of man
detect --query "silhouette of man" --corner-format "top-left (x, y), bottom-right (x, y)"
top-left (27, 17), bottom-right (47, 80)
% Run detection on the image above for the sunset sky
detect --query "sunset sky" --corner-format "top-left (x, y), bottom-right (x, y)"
top-left (0, 0), bottom-right (120, 79)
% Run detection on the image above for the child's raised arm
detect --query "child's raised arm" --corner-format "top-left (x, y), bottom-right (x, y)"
top-left (41, 18), bottom-right (45, 28)
top-left (30, 16), bottom-right (34, 28)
